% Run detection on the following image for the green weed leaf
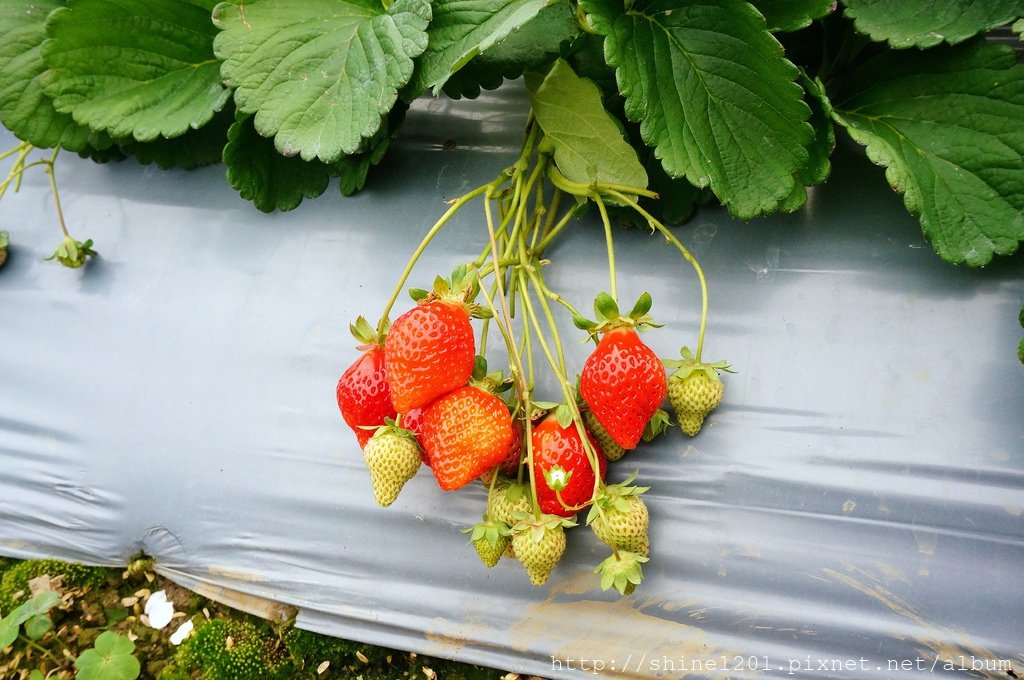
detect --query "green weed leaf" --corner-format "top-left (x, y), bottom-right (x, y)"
top-left (0, 0), bottom-right (108, 151)
top-left (0, 590), bottom-right (60, 647)
top-left (749, 0), bottom-right (836, 32)
top-left (23, 612), bottom-right (53, 640)
top-left (213, 0), bottom-right (430, 163)
top-left (832, 41), bottom-right (1024, 266)
top-left (582, 0), bottom-right (812, 219)
top-left (75, 631), bottom-right (140, 680)
top-left (409, 0), bottom-right (553, 96)
top-left (224, 113), bottom-right (330, 212)
top-left (527, 59), bottom-right (647, 191)
top-left (42, 0), bottom-right (230, 142)
top-left (842, 0), bottom-right (1024, 48)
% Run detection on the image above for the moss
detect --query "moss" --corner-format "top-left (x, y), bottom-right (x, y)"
top-left (0, 558), bottom-right (109, 612)
top-left (173, 618), bottom-right (294, 680)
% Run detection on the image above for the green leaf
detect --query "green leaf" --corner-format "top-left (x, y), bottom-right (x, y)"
top-left (798, 72), bottom-right (834, 187)
top-left (0, 591), bottom-right (60, 647)
top-left (748, 0), bottom-right (836, 32)
top-left (75, 631), bottom-right (140, 680)
top-left (441, 0), bottom-right (579, 99)
top-left (1015, 18), bottom-right (1024, 35)
top-left (330, 102), bottom-right (407, 196)
top-left (119, 106), bottom-right (235, 170)
top-left (527, 59), bottom-right (648, 191)
top-left (42, 0), bottom-right (230, 143)
top-left (582, 0), bottom-right (812, 219)
top-left (213, 0), bottom-right (430, 163)
top-left (0, 0), bottom-right (109, 151)
top-left (842, 0), bottom-right (1024, 49)
top-left (831, 41), bottom-right (1024, 266)
top-left (23, 612), bottom-right (53, 640)
top-left (409, 0), bottom-right (554, 96)
top-left (223, 113), bottom-right (330, 212)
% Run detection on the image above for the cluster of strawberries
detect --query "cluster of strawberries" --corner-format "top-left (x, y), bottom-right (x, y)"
top-left (335, 273), bottom-right (728, 592)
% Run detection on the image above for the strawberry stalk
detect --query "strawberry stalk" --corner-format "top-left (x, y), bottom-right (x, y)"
top-left (603, 188), bottom-right (711, 363)
top-left (376, 180), bottom-right (496, 337)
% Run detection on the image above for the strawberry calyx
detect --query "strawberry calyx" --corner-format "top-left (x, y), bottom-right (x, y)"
top-left (409, 264), bottom-right (493, 320)
top-left (349, 315), bottom-right (388, 350)
top-left (462, 516), bottom-right (513, 546)
top-left (46, 235), bottom-right (96, 269)
top-left (641, 409), bottom-right (672, 443)
top-left (663, 346), bottom-right (733, 382)
top-left (572, 291), bottom-right (661, 338)
top-left (367, 417), bottom-right (420, 444)
top-left (585, 471), bottom-right (649, 526)
top-left (469, 355), bottom-right (514, 394)
top-left (593, 550), bottom-right (649, 596)
top-left (510, 511), bottom-right (577, 539)
top-left (543, 465), bottom-right (572, 492)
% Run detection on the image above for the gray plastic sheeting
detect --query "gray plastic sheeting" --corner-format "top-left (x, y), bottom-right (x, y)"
top-left (1, 85), bottom-right (1023, 679)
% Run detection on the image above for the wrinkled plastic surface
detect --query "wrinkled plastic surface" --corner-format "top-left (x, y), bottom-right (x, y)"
top-left (1, 85), bottom-right (1022, 679)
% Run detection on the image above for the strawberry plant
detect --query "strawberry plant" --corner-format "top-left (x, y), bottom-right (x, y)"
top-left (0, 0), bottom-right (1021, 592)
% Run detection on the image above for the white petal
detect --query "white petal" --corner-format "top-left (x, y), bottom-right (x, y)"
top-left (143, 590), bottom-right (167, 615)
top-left (145, 592), bottom-right (175, 629)
top-left (170, 619), bottom-right (194, 645)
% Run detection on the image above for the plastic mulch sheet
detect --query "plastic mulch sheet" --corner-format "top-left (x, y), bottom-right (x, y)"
top-left (1, 85), bottom-right (1022, 679)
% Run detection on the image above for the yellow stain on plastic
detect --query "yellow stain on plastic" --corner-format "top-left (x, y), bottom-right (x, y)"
top-left (508, 595), bottom-right (732, 679)
top-left (825, 564), bottom-right (1023, 679)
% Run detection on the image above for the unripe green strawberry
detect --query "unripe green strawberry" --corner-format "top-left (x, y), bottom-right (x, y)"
top-left (664, 347), bottom-right (731, 437)
top-left (490, 482), bottom-right (531, 557)
top-left (490, 481), bottom-right (531, 525)
top-left (590, 495), bottom-right (650, 556)
top-left (511, 515), bottom-right (575, 586)
top-left (582, 410), bottom-right (625, 462)
top-left (668, 371), bottom-right (724, 436)
top-left (587, 474), bottom-right (651, 557)
top-left (464, 518), bottom-right (512, 568)
top-left (362, 422), bottom-right (422, 507)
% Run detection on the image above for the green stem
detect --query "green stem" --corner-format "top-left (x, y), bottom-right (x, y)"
top-left (43, 148), bottom-right (70, 238)
top-left (534, 202), bottom-right (579, 255)
top-left (521, 267), bottom-right (603, 500)
top-left (605, 188), bottom-right (710, 362)
top-left (376, 181), bottom-right (494, 336)
top-left (593, 194), bottom-right (617, 302)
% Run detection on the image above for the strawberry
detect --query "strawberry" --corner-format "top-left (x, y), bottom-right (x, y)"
top-left (575, 293), bottom-right (667, 450)
top-left (531, 414), bottom-right (607, 517)
top-left (420, 386), bottom-right (515, 491)
top-left (511, 514), bottom-right (576, 586)
top-left (665, 347), bottom-right (732, 437)
top-left (362, 421), bottom-right (422, 507)
top-left (384, 267), bottom-right (489, 413)
top-left (580, 327), bottom-right (666, 450)
top-left (385, 300), bottom-right (475, 412)
top-left (490, 480), bottom-right (532, 558)
top-left (336, 317), bottom-right (396, 448)
top-left (586, 474), bottom-right (650, 557)
top-left (582, 410), bottom-right (625, 462)
top-left (464, 518), bottom-right (512, 568)
top-left (593, 551), bottom-right (649, 596)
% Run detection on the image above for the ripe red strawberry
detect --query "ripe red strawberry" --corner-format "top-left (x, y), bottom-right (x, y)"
top-left (420, 386), bottom-right (515, 491)
top-left (336, 319), bottom-right (397, 448)
top-left (385, 299), bottom-right (475, 412)
top-left (531, 415), bottom-right (607, 517)
top-left (580, 327), bottom-right (667, 450)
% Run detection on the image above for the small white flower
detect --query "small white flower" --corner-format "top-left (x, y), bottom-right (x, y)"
top-left (170, 619), bottom-right (194, 645)
top-left (144, 590), bottom-right (175, 630)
